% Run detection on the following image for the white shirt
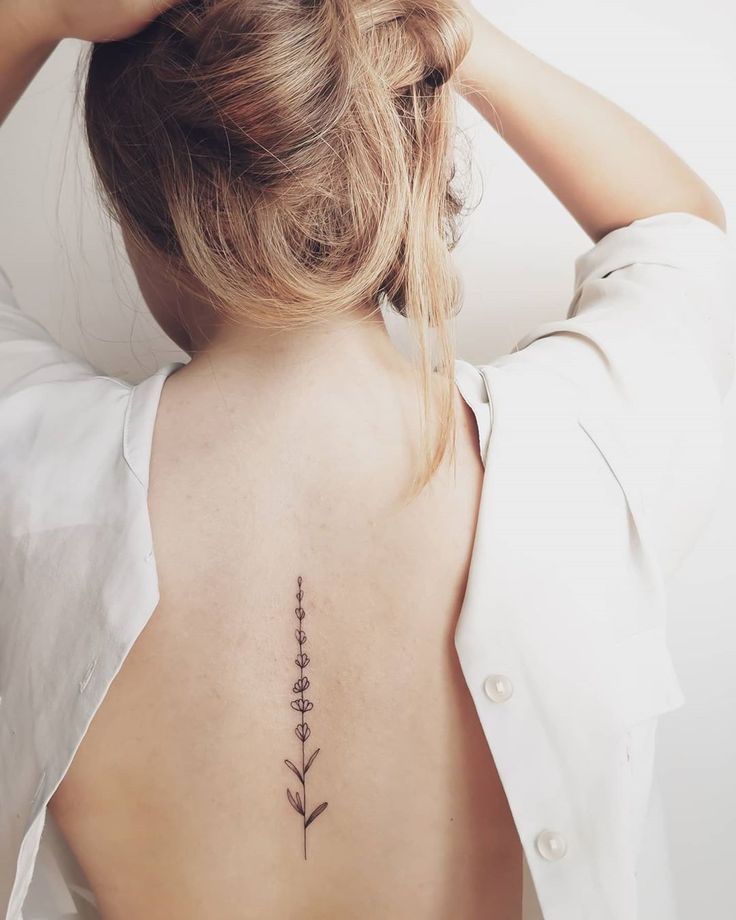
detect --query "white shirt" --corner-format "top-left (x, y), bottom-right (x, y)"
top-left (1, 211), bottom-right (734, 920)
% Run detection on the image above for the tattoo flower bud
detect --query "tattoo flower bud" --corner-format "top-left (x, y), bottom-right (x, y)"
top-left (295, 721), bottom-right (311, 742)
top-left (295, 653), bottom-right (310, 668)
top-left (291, 698), bottom-right (314, 713)
top-left (293, 676), bottom-right (310, 693)
top-left (295, 629), bottom-right (307, 644)
top-left (295, 606), bottom-right (305, 619)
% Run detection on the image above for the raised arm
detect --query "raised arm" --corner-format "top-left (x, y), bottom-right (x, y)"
top-left (0, 0), bottom-right (181, 396)
top-left (454, 3), bottom-right (727, 242)
top-left (0, 4), bottom-right (58, 125)
top-left (0, 0), bottom-right (181, 126)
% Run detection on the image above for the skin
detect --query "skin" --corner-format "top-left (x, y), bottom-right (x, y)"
top-left (1, 2), bottom-right (727, 918)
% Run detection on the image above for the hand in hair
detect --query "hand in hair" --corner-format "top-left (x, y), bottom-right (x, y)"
top-left (7, 0), bottom-right (182, 43)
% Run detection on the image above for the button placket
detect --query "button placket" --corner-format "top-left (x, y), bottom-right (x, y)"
top-left (480, 673), bottom-right (568, 867)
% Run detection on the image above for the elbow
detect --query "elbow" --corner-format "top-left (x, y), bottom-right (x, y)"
top-left (692, 191), bottom-right (728, 233)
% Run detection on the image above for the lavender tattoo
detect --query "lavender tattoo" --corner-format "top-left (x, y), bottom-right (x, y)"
top-left (285, 575), bottom-right (328, 859)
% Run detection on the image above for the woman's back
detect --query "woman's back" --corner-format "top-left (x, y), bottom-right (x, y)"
top-left (48, 360), bottom-right (523, 919)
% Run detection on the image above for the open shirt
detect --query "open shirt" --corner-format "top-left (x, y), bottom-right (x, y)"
top-left (1, 211), bottom-right (735, 920)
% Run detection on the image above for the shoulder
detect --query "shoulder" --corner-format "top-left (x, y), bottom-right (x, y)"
top-left (470, 212), bottom-right (736, 577)
top-left (0, 372), bottom-right (132, 535)
top-left (122, 362), bottom-right (186, 488)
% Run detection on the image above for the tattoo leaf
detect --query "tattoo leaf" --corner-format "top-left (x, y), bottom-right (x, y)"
top-left (305, 802), bottom-right (328, 828)
top-left (287, 788), bottom-right (304, 815)
top-left (304, 748), bottom-right (320, 774)
top-left (284, 759), bottom-right (304, 784)
top-left (295, 790), bottom-right (303, 813)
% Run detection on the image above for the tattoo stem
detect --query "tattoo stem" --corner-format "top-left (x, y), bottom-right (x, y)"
top-left (299, 628), bottom-right (307, 860)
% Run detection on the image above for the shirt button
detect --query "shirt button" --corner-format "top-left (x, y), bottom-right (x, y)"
top-left (535, 829), bottom-right (567, 861)
top-left (483, 674), bottom-right (513, 702)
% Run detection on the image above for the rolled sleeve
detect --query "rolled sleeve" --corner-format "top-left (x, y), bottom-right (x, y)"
top-left (509, 211), bottom-right (736, 575)
top-left (0, 263), bottom-right (99, 397)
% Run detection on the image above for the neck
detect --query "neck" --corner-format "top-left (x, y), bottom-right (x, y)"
top-left (182, 305), bottom-right (414, 398)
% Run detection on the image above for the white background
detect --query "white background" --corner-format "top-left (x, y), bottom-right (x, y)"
top-left (1, 2), bottom-right (734, 916)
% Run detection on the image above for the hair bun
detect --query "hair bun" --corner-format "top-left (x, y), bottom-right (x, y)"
top-left (117, 0), bottom-right (360, 188)
top-left (354, 0), bottom-right (472, 94)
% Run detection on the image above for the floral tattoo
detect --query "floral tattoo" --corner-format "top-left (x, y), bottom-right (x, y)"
top-left (285, 575), bottom-right (328, 859)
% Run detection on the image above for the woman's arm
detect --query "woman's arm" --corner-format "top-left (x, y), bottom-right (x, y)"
top-left (455, 4), bottom-right (727, 241)
top-left (0, 4), bottom-right (59, 126)
top-left (0, 0), bottom-right (180, 126)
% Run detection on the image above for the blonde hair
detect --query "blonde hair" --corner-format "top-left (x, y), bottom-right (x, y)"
top-left (83, 0), bottom-right (475, 497)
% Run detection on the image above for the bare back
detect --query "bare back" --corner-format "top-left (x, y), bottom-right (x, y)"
top-left (48, 363), bottom-right (523, 919)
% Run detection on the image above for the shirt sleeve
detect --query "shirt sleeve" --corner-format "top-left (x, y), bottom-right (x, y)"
top-left (507, 210), bottom-right (736, 577)
top-left (0, 263), bottom-right (99, 397)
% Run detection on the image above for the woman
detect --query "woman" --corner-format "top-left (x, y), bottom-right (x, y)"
top-left (1, 1), bottom-right (733, 918)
